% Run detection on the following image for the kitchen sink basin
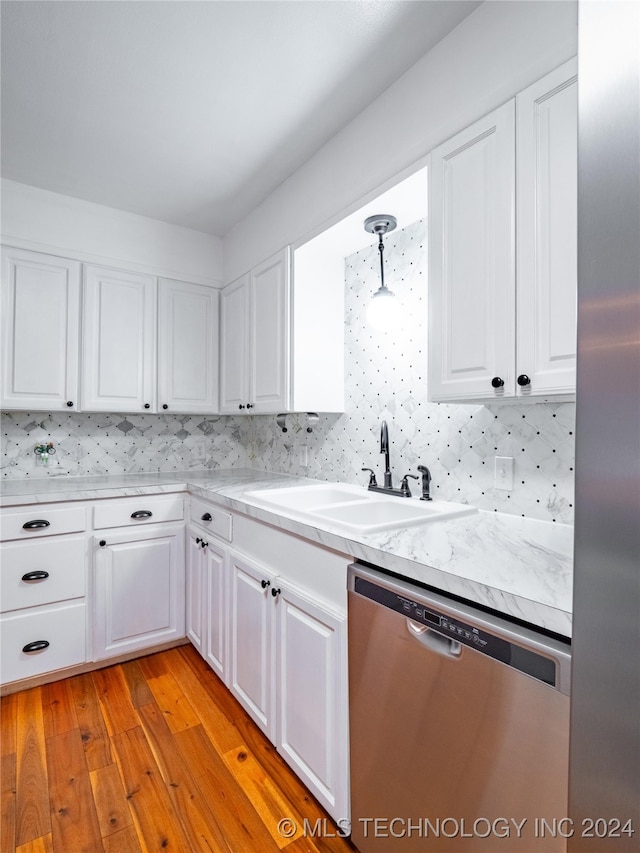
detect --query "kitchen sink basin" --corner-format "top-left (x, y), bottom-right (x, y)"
top-left (243, 483), bottom-right (476, 534)
top-left (244, 483), bottom-right (368, 512)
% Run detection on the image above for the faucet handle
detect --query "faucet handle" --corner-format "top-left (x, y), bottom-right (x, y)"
top-left (400, 473), bottom-right (419, 497)
top-left (361, 468), bottom-right (378, 488)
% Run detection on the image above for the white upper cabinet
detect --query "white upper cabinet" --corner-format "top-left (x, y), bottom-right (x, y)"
top-left (220, 245), bottom-right (344, 414)
top-left (219, 272), bottom-right (251, 413)
top-left (428, 101), bottom-right (516, 402)
top-left (516, 58), bottom-right (578, 398)
top-left (251, 249), bottom-right (290, 413)
top-left (82, 264), bottom-right (157, 412)
top-left (1, 247), bottom-right (81, 411)
top-left (428, 61), bottom-right (577, 403)
top-left (157, 278), bottom-right (219, 414)
top-left (220, 248), bottom-right (290, 414)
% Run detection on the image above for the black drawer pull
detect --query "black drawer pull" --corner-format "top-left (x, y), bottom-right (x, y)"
top-left (130, 510), bottom-right (153, 519)
top-left (21, 570), bottom-right (50, 582)
top-left (201, 513), bottom-right (212, 522)
top-left (22, 519), bottom-right (50, 530)
top-left (23, 640), bottom-right (50, 653)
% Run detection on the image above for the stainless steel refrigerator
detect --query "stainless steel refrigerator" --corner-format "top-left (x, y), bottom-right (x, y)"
top-left (569, 2), bottom-right (640, 851)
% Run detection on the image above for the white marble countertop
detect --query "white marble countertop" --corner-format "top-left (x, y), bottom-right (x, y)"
top-left (1, 468), bottom-right (574, 636)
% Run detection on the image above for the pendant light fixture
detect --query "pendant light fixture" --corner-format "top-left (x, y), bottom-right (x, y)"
top-left (364, 214), bottom-right (399, 331)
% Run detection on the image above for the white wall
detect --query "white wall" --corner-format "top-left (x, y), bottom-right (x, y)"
top-left (1, 179), bottom-right (223, 286)
top-left (223, 0), bottom-right (578, 282)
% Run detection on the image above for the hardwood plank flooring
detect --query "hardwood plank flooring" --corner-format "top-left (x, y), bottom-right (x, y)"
top-left (1, 645), bottom-right (356, 853)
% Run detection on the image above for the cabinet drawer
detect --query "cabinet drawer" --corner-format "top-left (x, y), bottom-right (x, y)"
top-left (0, 601), bottom-right (86, 685)
top-left (190, 497), bottom-right (232, 542)
top-left (0, 505), bottom-right (87, 542)
top-left (0, 536), bottom-right (86, 613)
top-left (93, 496), bottom-right (184, 529)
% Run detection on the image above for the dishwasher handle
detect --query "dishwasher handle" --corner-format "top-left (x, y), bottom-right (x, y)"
top-left (407, 619), bottom-right (462, 658)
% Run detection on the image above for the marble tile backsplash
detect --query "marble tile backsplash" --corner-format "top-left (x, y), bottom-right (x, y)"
top-left (1, 218), bottom-right (575, 522)
top-left (1, 412), bottom-right (248, 478)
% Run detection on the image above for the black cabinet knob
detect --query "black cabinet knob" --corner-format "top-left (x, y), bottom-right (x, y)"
top-left (99, 540), bottom-right (106, 547)
top-left (261, 579), bottom-right (271, 589)
top-left (201, 513), bottom-right (212, 522)
top-left (66, 400), bottom-right (74, 407)
top-left (143, 403), bottom-right (150, 409)
top-left (271, 587), bottom-right (281, 598)
top-left (22, 640), bottom-right (49, 653)
top-left (162, 404), bottom-right (168, 410)
top-left (517, 374), bottom-right (531, 387)
top-left (246, 403), bottom-right (254, 409)
top-left (491, 377), bottom-right (505, 389)
top-left (239, 404), bottom-right (245, 410)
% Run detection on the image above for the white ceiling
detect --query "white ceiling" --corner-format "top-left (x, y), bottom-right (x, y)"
top-left (1, 1), bottom-right (479, 237)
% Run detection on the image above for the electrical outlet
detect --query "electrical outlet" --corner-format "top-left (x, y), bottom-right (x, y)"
top-left (299, 445), bottom-right (309, 467)
top-left (494, 456), bottom-right (514, 491)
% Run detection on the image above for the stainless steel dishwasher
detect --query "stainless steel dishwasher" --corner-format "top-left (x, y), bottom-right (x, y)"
top-left (348, 562), bottom-right (571, 853)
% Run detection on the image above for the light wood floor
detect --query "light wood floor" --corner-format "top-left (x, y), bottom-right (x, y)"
top-left (1, 644), bottom-right (357, 853)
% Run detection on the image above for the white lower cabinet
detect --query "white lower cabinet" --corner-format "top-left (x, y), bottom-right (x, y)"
top-left (275, 582), bottom-right (348, 822)
top-left (0, 501), bottom-right (88, 687)
top-left (229, 551), bottom-right (278, 738)
top-left (93, 523), bottom-right (185, 660)
top-left (1, 601), bottom-right (87, 684)
top-left (2, 491), bottom-right (349, 823)
top-left (186, 526), bottom-right (226, 681)
top-left (227, 547), bottom-right (349, 822)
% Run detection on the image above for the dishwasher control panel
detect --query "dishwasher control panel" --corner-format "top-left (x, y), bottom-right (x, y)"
top-left (353, 575), bottom-right (558, 687)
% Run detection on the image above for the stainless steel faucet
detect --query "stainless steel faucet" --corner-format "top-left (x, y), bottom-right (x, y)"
top-left (362, 422), bottom-right (433, 499)
top-left (380, 420), bottom-right (392, 489)
top-left (362, 421), bottom-right (413, 497)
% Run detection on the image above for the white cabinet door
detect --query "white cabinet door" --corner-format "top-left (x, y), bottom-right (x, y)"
top-left (275, 583), bottom-right (349, 822)
top-left (186, 530), bottom-right (205, 654)
top-left (1, 247), bottom-right (81, 411)
top-left (82, 264), bottom-right (156, 412)
top-left (204, 539), bottom-right (226, 681)
top-left (250, 247), bottom-right (290, 413)
top-left (517, 59), bottom-right (578, 398)
top-left (94, 523), bottom-right (185, 660)
top-left (186, 528), bottom-right (227, 682)
top-left (157, 278), bottom-right (219, 414)
top-left (428, 101), bottom-right (516, 402)
top-left (228, 551), bottom-right (276, 738)
top-left (221, 248), bottom-right (291, 414)
top-left (219, 273), bottom-right (250, 414)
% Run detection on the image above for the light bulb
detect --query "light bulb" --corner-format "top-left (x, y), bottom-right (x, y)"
top-left (366, 286), bottom-right (400, 331)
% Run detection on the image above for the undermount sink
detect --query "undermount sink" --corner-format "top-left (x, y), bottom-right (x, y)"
top-left (243, 483), bottom-right (476, 534)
